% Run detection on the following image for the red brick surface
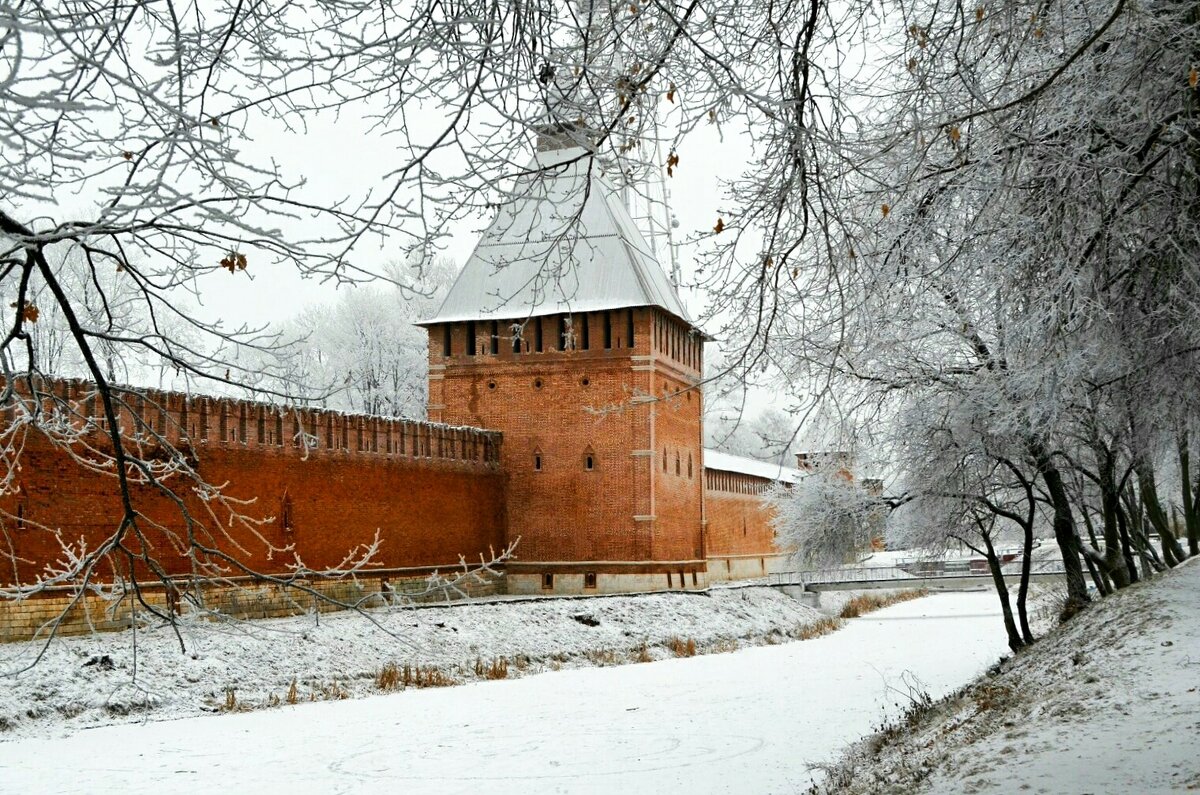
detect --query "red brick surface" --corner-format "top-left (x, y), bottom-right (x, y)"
top-left (0, 380), bottom-right (505, 587)
top-left (429, 308), bottom-right (707, 571)
top-left (704, 470), bottom-right (780, 559)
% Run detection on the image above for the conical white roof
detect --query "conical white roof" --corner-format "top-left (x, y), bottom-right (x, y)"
top-left (422, 147), bottom-right (693, 326)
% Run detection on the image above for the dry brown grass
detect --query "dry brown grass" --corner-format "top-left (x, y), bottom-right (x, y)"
top-left (406, 664), bottom-right (456, 688)
top-left (285, 677), bottom-right (299, 705)
top-left (971, 683), bottom-right (1015, 712)
top-left (474, 657), bottom-right (510, 680)
top-left (634, 643), bottom-right (653, 663)
top-left (376, 662), bottom-right (402, 691)
top-left (839, 589), bottom-right (928, 619)
top-left (796, 616), bottom-right (844, 639)
top-left (668, 636), bottom-right (697, 657)
top-left (586, 648), bottom-right (622, 666)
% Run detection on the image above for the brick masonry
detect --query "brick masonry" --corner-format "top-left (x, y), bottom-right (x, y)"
top-left (1, 309), bottom-right (786, 641)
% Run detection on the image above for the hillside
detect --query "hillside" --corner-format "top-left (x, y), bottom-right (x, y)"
top-left (815, 558), bottom-right (1200, 794)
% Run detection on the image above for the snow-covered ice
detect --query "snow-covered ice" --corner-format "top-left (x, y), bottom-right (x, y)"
top-left (0, 592), bottom-right (1009, 793)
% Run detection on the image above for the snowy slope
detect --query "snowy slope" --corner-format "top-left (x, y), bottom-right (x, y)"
top-left (0, 587), bottom-right (828, 739)
top-left (816, 558), bottom-right (1200, 794)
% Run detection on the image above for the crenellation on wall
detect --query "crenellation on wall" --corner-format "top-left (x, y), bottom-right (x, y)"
top-left (1, 375), bottom-right (501, 467)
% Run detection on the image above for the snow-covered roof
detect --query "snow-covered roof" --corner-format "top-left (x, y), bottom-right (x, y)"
top-left (420, 146), bottom-right (694, 327)
top-left (703, 449), bottom-right (804, 484)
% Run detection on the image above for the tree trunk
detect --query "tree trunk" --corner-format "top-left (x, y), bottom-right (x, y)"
top-left (1122, 491), bottom-right (1166, 575)
top-left (1016, 517), bottom-right (1034, 644)
top-left (1114, 501), bottom-right (1140, 584)
top-left (1135, 459), bottom-right (1187, 566)
top-left (983, 534), bottom-right (1024, 652)
top-left (1179, 433), bottom-right (1199, 557)
top-left (1029, 440), bottom-right (1090, 608)
top-left (1078, 509), bottom-right (1112, 595)
top-left (1097, 449), bottom-right (1131, 588)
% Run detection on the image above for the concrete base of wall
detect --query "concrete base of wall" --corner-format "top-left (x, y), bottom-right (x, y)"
top-left (507, 569), bottom-right (709, 596)
top-left (0, 570), bottom-right (506, 644)
top-left (705, 554), bottom-right (790, 583)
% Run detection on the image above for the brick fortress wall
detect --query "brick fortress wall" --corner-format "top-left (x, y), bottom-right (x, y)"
top-left (0, 378), bottom-right (506, 639)
top-left (704, 468), bottom-right (789, 581)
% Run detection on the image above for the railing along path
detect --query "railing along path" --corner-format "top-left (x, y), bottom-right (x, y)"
top-left (767, 556), bottom-right (1069, 589)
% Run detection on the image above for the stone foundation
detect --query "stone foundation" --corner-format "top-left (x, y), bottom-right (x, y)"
top-left (0, 569), bottom-right (506, 643)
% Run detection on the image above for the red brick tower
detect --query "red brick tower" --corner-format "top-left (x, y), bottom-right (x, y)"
top-left (420, 131), bottom-right (708, 594)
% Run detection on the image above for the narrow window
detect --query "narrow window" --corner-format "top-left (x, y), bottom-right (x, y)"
top-left (557, 315), bottom-right (568, 351)
top-left (663, 448), bottom-right (667, 471)
top-left (535, 318), bottom-right (544, 352)
top-left (466, 321), bottom-right (477, 356)
top-left (533, 450), bottom-right (543, 471)
top-left (580, 313), bottom-right (590, 349)
top-left (584, 448), bottom-right (595, 471)
top-left (667, 572), bottom-right (673, 588)
top-left (626, 309), bottom-right (635, 348)
top-left (490, 320), bottom-right (499, 355)
top-left (15, 503), bottom-right (24, 531)
top-left (542, 573), bottom-right (554, 590)
top-left (584, 572), bottom-right (597, 589)
top-left (512, 322), bottom-right (522, 354)
top-left (280, 493), bottom-right (293, 535)
top-left (603, 312), bottom-right (612, 349)
top-left (443, 324), bottom-right (452, 357)
top-left (675, 452), bottom-right (680, 476)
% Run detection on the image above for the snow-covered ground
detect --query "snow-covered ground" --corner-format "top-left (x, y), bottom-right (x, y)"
top-left (0, 587), bottom-right (830, 738)
top-left (818, 558), bottom-right (1200, 794)
top-left (0, 592), bottom-right (1010, 793)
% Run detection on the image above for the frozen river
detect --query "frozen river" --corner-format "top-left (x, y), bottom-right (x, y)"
top-left (0, 591), bottom-right (1009, 794)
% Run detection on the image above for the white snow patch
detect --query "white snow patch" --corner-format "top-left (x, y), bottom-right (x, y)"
top-left (0, 587), bottom-right (826, 738)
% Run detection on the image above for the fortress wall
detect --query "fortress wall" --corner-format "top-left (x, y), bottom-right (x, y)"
top-left (704, 469), bottom-right (787, 581)
top-left (0, 377), bottom-right (506, 593)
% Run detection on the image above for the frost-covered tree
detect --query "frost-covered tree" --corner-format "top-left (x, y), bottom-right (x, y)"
top-left (278, 259), bottom-right (456, 419)
top-left (769, 473), bottom-right (878, 567)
